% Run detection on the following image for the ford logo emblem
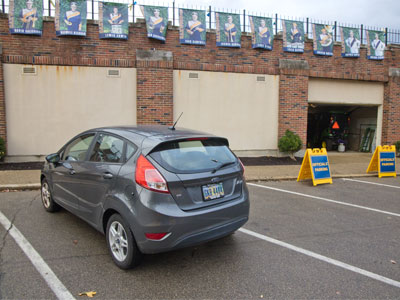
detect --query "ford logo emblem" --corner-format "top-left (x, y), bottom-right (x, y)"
top-left (211, 177), bottom-right (220, 183)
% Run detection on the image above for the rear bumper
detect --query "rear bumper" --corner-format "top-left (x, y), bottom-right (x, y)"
top-left (131, 186), bottom-right (250, 254)
top-left (169, 215), bottom-right (248, 252)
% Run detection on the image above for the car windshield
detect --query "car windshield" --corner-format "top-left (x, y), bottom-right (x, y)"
top-left (149, 138), bottom-right (237, 173)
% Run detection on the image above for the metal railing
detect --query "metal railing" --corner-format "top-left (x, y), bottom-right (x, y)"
top-left (1, 0), bottom-right (399, 45)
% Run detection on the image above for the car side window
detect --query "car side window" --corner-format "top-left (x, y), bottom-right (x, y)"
top-left (62, 134), bottom-right (95, 161)
top-left (90, 134), bottom-right (124, 163)
top-left (125, 142), bottom-right (137, 161)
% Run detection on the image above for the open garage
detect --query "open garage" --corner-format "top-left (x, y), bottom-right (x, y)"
top-left (307, 104), bottom-right (378, 152)
top-left (307, 78), bottom-right (384, 152)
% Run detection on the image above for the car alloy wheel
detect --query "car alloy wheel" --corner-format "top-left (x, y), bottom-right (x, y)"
top-left (106, 214), bottom-right (142, 269)
top-left (41, 179), bottom-right (59, 212)
top-left (41, 181), bottom-right (51, 209)
top-left (108, 220), bottom-right (129, 262)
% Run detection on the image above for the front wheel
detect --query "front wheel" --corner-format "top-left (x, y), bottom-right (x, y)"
top-left (106, 214), bottom-right (142, 269)
top-left (41, 179), bottom-right (60, 212)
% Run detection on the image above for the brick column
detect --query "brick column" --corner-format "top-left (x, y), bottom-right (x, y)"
top-left (136, 50), bottom-right (174, 126)
top-left (278, 59), bottom-right (309, 147)
top-left (0, 45), bottom-right (6, 143)
top-left (382, 68), bottom-right (400, 144)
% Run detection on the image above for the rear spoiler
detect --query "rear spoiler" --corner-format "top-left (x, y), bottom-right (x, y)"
top-left (140, 135), bottom-right (229, 156)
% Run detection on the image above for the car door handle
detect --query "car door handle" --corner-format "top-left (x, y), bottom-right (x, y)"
top-left (69, 169), bottom-right (76, 175)
top-left (103, 172), bottom-right (113, 179)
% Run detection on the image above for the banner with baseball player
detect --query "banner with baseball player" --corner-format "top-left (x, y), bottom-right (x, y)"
top-left (215, 12), bottom-right (241, 48)
top-left (140, 5), bottom-right (168, 42)
top-left (8, 0), bottom-right (43, 35)
top-left (366, 30), bottom-right (385, 60)
top-left (340, 27), bottom-right (360, 57)
top-left (312, 24), bottom-right (334, 56)
top-left (179, 8), bottom-right (206, 45)
top-left (282, 20), bottom-right (304, 53)
top-left (99, 2), bottom-right (129, 40)
top-left (55, 0), bottom-right (87, 36)
top-left (249, 16), bottom-right (274, 50)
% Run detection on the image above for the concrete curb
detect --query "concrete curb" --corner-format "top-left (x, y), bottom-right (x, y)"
top-left (244, 172), bottom-right (400, 182)
top-left (0, 183), bottom-right (41, 191)
top-left (1, 172), bottom-right (398, 190)
top-left (246, 173), bottom-right (400, 182)
top-left (246, 172), bottom-right (400, 182)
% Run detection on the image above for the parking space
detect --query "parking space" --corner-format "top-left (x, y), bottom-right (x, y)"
top-left (0, 177), bottom-right (399, 299)
top-left (246, 180), bottom-right (400, 283)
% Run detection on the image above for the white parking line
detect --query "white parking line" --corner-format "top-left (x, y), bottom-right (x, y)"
top-left (248, 183), bottom-right (400, 218)
top-left (239, 227), bottom-right (400, 289)
top-left (343, 178), bottom-right (400, 189)
top-left (0, 211), bottom-right (76, 300)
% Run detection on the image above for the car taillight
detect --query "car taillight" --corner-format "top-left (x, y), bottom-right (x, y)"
top-left (135, 155), bottom-right (169, 193)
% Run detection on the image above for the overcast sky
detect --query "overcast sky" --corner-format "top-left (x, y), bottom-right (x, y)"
top-left (173, 0), bottom-right (399, 30)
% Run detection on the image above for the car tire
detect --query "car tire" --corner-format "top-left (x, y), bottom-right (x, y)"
top-left (41, 178), bottom-right (60, 212)
top-left (106, 214), bottom-right (142, 269)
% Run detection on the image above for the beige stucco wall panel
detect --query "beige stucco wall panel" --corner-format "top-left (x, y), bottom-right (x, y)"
top-left (173, 70), bottom-right (279, 151)
top-left (309, 78), bottom-right (384, 105)
top-left (5, 65), bottom-right (136, 156)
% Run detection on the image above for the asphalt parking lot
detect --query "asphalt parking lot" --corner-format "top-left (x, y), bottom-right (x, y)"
top-left (0, 177), bottom-right (399, 299)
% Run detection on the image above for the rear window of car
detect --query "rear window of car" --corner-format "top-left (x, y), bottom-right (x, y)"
top-left (149, 138), bottom-right (237, 173)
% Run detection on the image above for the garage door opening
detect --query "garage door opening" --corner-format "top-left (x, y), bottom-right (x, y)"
top-left (307, 104), bottom-right (378, 152)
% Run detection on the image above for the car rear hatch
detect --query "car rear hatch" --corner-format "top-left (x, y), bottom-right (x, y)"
top-left (147, 137), bottom-right (244, 211)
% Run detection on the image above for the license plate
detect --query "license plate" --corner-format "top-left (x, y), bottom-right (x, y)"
top-left (202, 183), bottom-right (224, 201)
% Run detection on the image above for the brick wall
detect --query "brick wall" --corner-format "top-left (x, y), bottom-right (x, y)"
top-left (0, 15), bottom-right (395, 76)
top-left (0, 13), bottom-right (399, 148)
top-left (383, 75), bottom-right (400, 144)
top-left (136, 60), bottom-right (173, 125)
top-left (278, 74), bottom-right (309, 144)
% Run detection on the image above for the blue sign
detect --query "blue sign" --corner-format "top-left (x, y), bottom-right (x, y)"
top-left (380, 152), bottom-right (396, 173)
top-left (311, 155), bottom-right (331, 180)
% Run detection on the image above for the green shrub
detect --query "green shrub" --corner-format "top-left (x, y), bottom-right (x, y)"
top-left (278, 130), bottom-right (302, 160)
top-left (395, 141), bottom-right (400, 156)
top-left (0, 137), bottom-right (5, 161)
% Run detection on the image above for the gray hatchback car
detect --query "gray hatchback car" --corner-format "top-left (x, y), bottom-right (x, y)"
top-left (41, 126), bottom-right (249, 269)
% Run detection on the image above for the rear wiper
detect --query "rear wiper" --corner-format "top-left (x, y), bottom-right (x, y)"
top-left (212, 161), bottom-right (236, 173)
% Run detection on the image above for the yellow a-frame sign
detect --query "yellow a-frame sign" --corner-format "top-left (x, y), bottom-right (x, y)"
top-left (367, 145), bottom-right (397, 178)
top-left (297, 148), bottom-right (333, 186)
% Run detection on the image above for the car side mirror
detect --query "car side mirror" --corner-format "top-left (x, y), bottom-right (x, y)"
top-left (46, 153), bottom-right (60, 164)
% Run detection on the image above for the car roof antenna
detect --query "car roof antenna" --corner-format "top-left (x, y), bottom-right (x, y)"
top-left (169, 112), bottom-right (183, 131)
